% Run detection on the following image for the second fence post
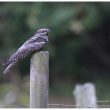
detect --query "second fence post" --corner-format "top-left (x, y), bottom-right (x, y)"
top-left (30, 51), bottom-right (49, 108)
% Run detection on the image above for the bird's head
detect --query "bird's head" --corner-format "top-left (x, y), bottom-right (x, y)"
top-left (36, 28), bottom-right (50, 36)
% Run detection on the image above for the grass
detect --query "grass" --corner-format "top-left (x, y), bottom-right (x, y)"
top-left (0, 77), bottom-right (110, 108)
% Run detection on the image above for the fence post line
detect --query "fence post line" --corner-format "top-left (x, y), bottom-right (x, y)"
top-left (30, 51), bottom-right (49, 108)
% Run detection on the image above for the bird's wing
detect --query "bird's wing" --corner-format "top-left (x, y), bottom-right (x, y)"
top-left (3, 36), bottom-right (47, 66)
top-left (23, 35), bottom-right (47, 45)
top-left (10, 39), bottom-right (46, 62)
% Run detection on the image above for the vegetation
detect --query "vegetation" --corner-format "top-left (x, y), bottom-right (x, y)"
top-left (0, 2), bottom-right (110, 107)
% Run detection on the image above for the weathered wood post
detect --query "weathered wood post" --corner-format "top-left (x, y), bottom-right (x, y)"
top-left (73, 83), bottom-right (97, 108)
top-left (30, 51), bottom-right (49, 108)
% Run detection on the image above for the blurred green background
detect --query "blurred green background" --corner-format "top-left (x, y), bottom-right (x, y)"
top-left (0, 2), bottom-right (110, 107)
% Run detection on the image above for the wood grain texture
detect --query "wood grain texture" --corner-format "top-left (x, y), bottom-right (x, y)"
top-left (30, 51), bottom-right (49, 108)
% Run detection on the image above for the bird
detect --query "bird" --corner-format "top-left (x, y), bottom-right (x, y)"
top-left (3, 28), bottom-right (50, 74)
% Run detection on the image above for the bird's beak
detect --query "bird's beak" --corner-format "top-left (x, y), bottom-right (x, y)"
top-left (46, 29), bottom-right (50, 35)
top-left (47, 29), bottom-right (50, 32)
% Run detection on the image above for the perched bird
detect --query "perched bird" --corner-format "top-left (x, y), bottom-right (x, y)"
top-left (3, 28), bottom-right (50, 74)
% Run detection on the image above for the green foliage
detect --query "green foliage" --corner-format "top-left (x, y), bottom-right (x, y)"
top-left (1, 2), bottom-right (110, 107)
top-left (0, 2), bottom-right (110, 83)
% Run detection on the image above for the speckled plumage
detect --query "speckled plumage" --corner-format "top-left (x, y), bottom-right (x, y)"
top-left (3, 28), bottom-right (49, 74)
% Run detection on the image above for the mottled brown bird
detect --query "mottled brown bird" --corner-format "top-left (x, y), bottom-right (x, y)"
top-left (3, 28), bottom-right (50, 74)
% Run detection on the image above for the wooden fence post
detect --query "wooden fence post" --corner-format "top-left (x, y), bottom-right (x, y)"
top-left (30, 51), bottom-right (49, 108)
top-left (73, 83), bottom-right (97, 108)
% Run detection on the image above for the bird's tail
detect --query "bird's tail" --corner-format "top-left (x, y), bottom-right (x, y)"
top-left (3, 58), bottom-right (11, 66)
top-left (3, 62), bottom-right (16, 74)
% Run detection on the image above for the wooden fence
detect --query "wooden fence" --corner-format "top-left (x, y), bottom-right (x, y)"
top-left (30, 51), bottom-right (97, 108)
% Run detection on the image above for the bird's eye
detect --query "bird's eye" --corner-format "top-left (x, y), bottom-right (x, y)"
top-left (37, 29), bottom-right (47, 34)
top-left (41, 30), bottom-right (45, 33)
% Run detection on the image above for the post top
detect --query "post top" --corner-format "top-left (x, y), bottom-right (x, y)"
top-left (33, 51), bottom-right (49, 55)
